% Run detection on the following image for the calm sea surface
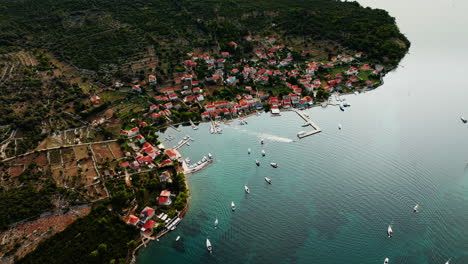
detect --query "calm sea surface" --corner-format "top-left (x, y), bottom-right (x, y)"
top-left (138, 0), bottom-right (468, 263)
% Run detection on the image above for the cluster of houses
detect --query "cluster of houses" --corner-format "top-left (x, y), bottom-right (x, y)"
top-left (126, 190), bottom-right (174, 234)
top-left (120, 122), bottom-right (181, 173)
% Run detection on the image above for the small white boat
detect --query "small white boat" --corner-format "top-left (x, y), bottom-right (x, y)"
top-left (413, 204), bottom-right (419, 213)
top-left (248, 148), bottom-right (251, 154)
top-left (244, 185), bottom-right (250, 194)
top-left (461, 117), bottom-right (467, 123)
top-left (264, 177), bottom-right (272, 184)
top-left (256, 160), bottom-right (260, 166)
top-left (231, 201), bottom-right (236, 211)
top-left (183, 136), bottom-right (188, 140)
top-left (384, 257), bottom-right (389, 264)
top-left (297, 131), bottom-right (306, 137)
top-left (270, 162), bottom-right (278, 168)
top-left (210, 126), bottom-right (215, 134)
top-left (208, 153), bottom-right (213, 159)
top-left (338, 124), bottom-right (342, 130)
top-left (187, 142), bottom-right (190, 146)
top-left (206, 238), bottom-right (212, 253)
top-left (387, 225), bottom-right (393, 238)
top-left (260, 138), bottom-right (264, 145)
top-left (354, 91), bottom-right (359, 95)
top-left (261, 149), bottom-right (266, 156)
top-left (214, 218), bottom-right (218, 228)
top-left (301, 123), bottom-right (310, 127)
top-left (176, 236), bottom-right (180, 241)
top-left (445, 259), bottom-right (450, 264)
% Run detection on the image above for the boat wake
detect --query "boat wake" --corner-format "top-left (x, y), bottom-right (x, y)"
top-left (234, 128), bottom-right (293, 143)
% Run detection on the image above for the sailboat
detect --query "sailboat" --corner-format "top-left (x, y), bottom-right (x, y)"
top-left (264, 177), bottom-right (272, 184)
top-left (256, 160), bottom-right (260, 166)
top-left (261, 138), bottom-right (264, 145)
top-left (387, 225), bottom-right (393, 238)
top-left (261, 149), bottom-right (266, 156)
top-left (214, 218), bottom-right (218, 229)
top-left (244, 185), bottom-right (250, 194)
top-left (338, 124), bottom-right (342, 130)
top-left (384, 258), bottom-right (389, 264)
top-left (445, 259), bottom-right (451, 264)
top-left (461, 117), bottom-right (467, 123)
top-left (248, 148), bottom-right (251, 154)
top-left (231, 201), bottom-right (236, 211)
top-left (413, 204), bottom-right (419, 213)
top-left (206, 238), bottom-right (212, 253)
top-left (270, 162), bottom-right (278, 168)
top-left (176, 236), bottom-right (180, 241)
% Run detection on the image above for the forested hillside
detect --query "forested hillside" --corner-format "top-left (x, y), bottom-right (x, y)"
top-left (0, 0), bottom-right (409, 71)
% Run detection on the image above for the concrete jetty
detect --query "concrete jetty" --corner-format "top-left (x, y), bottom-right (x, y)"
top-left (173, 136), bottom-right (192, 150)
top-left (293, 109), bottom-right (322, 138)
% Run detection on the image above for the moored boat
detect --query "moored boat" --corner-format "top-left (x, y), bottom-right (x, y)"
top-left (208, 153), bottom-right (213, 159)
top-left (256, 160), bottom-right (260, 166)
top-left (206, 238), bottom-right (212, 253)
top-left (387, 225), bottom-right (393, 238)
top-left (261, 149), bottom-right (266, 156)
top-left (248, 148), bottom-right (251, 154)
top-left (338, 124), bottom-right (342, 130)
top-left (384, 257), bottom-right (389, 264)
top-left (461, 117), bottom-right (467, 123)
top-left (214, 218), bottom-right (218, 228)
top-left (231, 201), bottom-right (236, 211)
top-left (176, 236), bottom-right (180, 241)
top-left (261, 138), bottom-right (264, 145)
top-left (270, 162), bottom-right (278, 168)
top-left (264, 177), bottom-right (272, 184)
top-left (244, 185), bottom-right (250, 193)
top-left (413, 204), bottom-right (419, 213)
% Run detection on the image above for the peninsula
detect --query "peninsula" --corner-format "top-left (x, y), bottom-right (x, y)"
top-left (0, 0), bottom-right (409, 263)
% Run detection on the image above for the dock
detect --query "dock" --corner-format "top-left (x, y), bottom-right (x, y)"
top-left (293, 109), bottom-right (322, 138)
top-left (173, 136), bottom-right (192, 150)
top-left (182, 157), bottom-right (213, 174)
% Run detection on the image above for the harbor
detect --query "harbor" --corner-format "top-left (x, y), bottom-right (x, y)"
top-left (292, 109), bottom-right (322, 138)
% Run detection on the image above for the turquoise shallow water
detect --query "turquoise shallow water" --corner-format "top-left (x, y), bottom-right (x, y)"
top-left (137, 0), bottom-right (468, 263)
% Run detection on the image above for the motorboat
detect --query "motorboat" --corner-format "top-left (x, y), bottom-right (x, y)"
top-left (413, 204), bottom-right (419, 213)
top-left (339, 104), bottom-right (345, 111)
top-left (208, 153), bottom-right (213, 159)
top-left (264, 177), bottom-right (272, 184)
top-left (338, 124), bottom-right (342, 130)
top-left (270, 162), bottom-right (278, 168)
top-left (197, 161), bottom-right (202, 165)
top-left (185, 157), bottom-right (191, 164)
top-left (186, 142), bottom-right (190, 146)
top-left (343, 103), bottom-right (350, 107)
top-left (210, 125), bottom-right (215, 134)
top-left (384, 258), bottom-right (389, 264)
top-left (261, 138), bottom-right (264, 145)
top-left (176, 236), bottom-right (180, 241)
top-left (297, 131), bottom-right (306, 137)
top-left (445, 259), bottom-right (451, 264)
top-left (302, 123), bottom-right (310, 127)
top-left (256, 160), bottom-right (260, 166)
top-left (206, 238), bottom-right (212, 253)
top-left (183, 136), bottom-right (188, 140)
top-left (214, 218), bottom-right (218, 228)
top-left (461, 117), bottom-right (467, 123)
top-left (244, 185), bottom-right (250, 194)
top-left (231, 201), bottom-right (236, 211)
top-left (321, 103), bottom-right (328, 108)
top-left (262, 149), bottom-right (266, 156)
top-left (354, 91), bottom-right (359, 95)
top-left (248, 148), bottom-right (251, 154)
top-left (387, 225), bottom-right (393, 238)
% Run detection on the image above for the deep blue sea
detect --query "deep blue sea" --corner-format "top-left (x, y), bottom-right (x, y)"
top-left (138, 0), bottom-right (468, 263)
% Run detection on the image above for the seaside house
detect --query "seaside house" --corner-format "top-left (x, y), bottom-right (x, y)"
top-left (159, 170), bottom-right (172, 183)
top-left (165, 148), bottom-right (181, 161)
top-left (141, 219), bottom-right (156, 233)
top-left (139, 207), bottom-right (156, 223)
top-left (158, 190), bottom-right (173, 206)
top-left (127, 215), bottom-right (140, 226)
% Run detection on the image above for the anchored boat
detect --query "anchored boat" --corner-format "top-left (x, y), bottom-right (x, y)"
top-left (244, 185), bottom-right (250, 194)
top-left (261, 149), bottom-right (266, 156)
top-left (264, 177), bottom-right (272, 184)
top-left (384, 258), bottom-right (389, 264)
top-left (214, 218), bottom-right (218, 228)
top-left (413, 204), bottom-right (419, 213)
top-left (248, 148), bottom-right (251, 154)
top-left (231, 201), bottom-right (236, 211)
top-left (206, 238), bottom-right (212, 253)
top-left (270, 162), bottom-right (278, 168)
top-left (461, 117), bottom-right (467, 123)
top-left (387, 225), bottom-right (393, 238)
top-left (176, 236), bottom-right (180, 241)
top-left (256, 160), bottom-right (260, 166)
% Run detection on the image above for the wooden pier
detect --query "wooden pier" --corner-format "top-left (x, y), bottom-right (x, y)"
top-left (293, 109), bottom-right (322, 138)
top-left (173, 137), bottom-right (191, 150)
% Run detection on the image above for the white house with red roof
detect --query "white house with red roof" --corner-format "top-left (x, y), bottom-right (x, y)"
top-left (139, 206), bottom-right (155, 223)
top-left (151, 113), bottom-right (161, 121)
top-left (128, 127), bottom-right (140, 137)
top-left (158, 190), bottom-right (172, 205)
top-left (132, 85), bottom-right (142, 93)
top-left (165, 148), bottom-right (181, 161)
top-left (168, 93), bottom-right (178, 101)
top-left (127, 215), bottom-right (140, 226)
top-left (196, 94), bottom-right (204, 101)
top-left (148, 75), bottom-right (157, 84)
top-left (165, 102), bottom-right (173, 109)
top-left (346, 67), bottom-right (359, 76)
top-left (355, 52), bottom-right (363, 58)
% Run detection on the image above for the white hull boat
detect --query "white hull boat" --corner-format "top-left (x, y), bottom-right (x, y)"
top-left (231, 201), bottom-right (236, 211)
top-left (387, 225), bottom-right (393, 238)
top-left (248, 148), bottom-right (251, 154)
top-left (413, 204), bottom-right (419, 213)
top-left (176, 236), bottom-right (180, 241)
top-left (206, 238), bottom-right (212, 253)
top-left (264, 177), bottom-right (272, 184)
top-left (256, 160), bottom-right (260, 166)
top-left (214, 218), bottom-right (218, 228)
top-left (384, 257), bottom-right (389, 264)
top-left (244, 185), bottom-right (250, 194)
top-left (270, 162), bottom-right (278, 168)
top-left (261, 150), bottom-right (266, 156)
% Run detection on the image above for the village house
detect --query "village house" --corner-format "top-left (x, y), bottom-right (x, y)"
top-left (132, 85), bottom-right (142, 92)
top-left (148, 75), bottom-right (157, 84)
top-left (159, 170), bottom-right (172, 183)
top-left (127, 215), bottom-right (140, 226)
top-left (139, 207), bottom-right (155, 223)
top-left (128, 127), bottom-right (140, 137)
top-left (165, 148), bottom-right (181, 161)
top-left (158, 190), bottom-right (172, 206)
